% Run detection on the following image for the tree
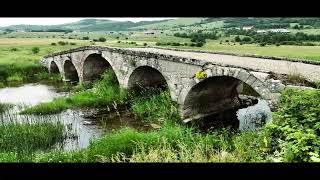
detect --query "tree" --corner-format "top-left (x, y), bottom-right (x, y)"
top-left (235, 36), bottom-right (241, 42)
top-left (32, 47), bottom-right (40, 54)
top-left (242, 37), bottom-right (251, 42)
top-left (99, 37), bottom-right (106, 42)
top-left (82, 36), bottom-right (89, 40)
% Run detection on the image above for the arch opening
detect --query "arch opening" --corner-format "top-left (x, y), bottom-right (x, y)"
top-left (49, 61), bottom-right (59, 74)
top-left (83, 54), bottom-right (112, 83)
top-left (128, 66), bottom-right (168, 96)
top-left (64, 60), bottom-right (79, 83)
top-left (183, 76), bottom-right (269, 131)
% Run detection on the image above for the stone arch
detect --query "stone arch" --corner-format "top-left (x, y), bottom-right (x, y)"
top-left (82, 53), bottom-right (113, 82)
top-left (128, 66), bottom-right (168, 90)
top-left (63, 59), bottom-right (79, 82)
top-left (49, 61), bottom-right (60, 74)
top-left (180, 66), bottom-right (273, 122)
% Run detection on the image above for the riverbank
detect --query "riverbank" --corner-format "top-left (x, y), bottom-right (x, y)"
top-left (4, 69), bottom-right (319, 162)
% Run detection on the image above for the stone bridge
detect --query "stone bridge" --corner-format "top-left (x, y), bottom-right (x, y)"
top-left (41, 46), bottom-right (310, 122)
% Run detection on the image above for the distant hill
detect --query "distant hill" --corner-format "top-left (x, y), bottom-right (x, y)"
top-left (2, 18), bottom-right (320, 33)
top-left (0, 19), bottom-right (172, 32)
top-left (131, 18), bottom-right (206, 30)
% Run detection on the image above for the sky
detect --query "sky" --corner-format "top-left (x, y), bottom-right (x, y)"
top-left (0, 18), bottom-right (177, 27)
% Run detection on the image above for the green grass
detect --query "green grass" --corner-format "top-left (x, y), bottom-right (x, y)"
top-left (131, 90), bottom-right (179, 123)
top-left (22, 71), bottom-right (127, 115)
top-left (0, 38), bottom-right (88, 84)
top-left (0, 121), bottom-right (64, 162)
top-left (0, 103), bottom-right (13, 113)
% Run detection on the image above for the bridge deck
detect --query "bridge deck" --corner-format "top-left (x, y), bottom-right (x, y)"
top-left (128, 48), bottom-right (320, 82)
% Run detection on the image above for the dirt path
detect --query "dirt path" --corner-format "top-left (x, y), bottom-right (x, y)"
top-left (127, 48), bottom-right (320, 82)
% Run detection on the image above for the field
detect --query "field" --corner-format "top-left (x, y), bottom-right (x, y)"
top-left (0, 23), bottom-right (320, 163)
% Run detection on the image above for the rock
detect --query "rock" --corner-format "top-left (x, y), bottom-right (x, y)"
top-left (150, 123), bottom-right (161, 129)
top-left (250, 72), bottom-right (270, 81)
top-left (82, 121), bottom-right (92, 125)
top-left (237, 99), bottom-right (272, 131)
top-left (266, 79), bottom-right (285, 93)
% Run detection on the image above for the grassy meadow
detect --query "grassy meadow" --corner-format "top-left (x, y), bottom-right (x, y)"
top-left (0, 28), bottom-right (320, 162)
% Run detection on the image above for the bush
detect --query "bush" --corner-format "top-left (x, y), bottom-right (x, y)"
top-left (70, 42), bottom-right (76, 45)
top-left (143, 43), bottom-right (147, 46)
top-left (98, 37), bottom-right (106, 42)
top-left (31, 47), bottom-right (40, 54)
top-left (10, 48), bottom-right (18, 51)
top-left (242, 37), bottom-right (251, 42)
top-left (266, 89), bottom-right (320, 162)
top-left (155, 42), bottom-right (162, 46)
top-left (117, 41), bottom-right (121, 43)
top-left (259, 43), bottom-right (266, 47)
top-left (195, 42), bottom-right (204, 47)
top-left (171, 42), bottom-right (180, 46)
top-left (82, 36), bottom-right (89, 40)
top-left (235, 36), bottom-right (241, 42)
top-left (51, 43), bottom-right (56, 46)
top-left (58, 41), bottom-right (67, 45)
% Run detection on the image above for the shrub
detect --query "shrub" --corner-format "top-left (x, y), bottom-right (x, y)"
top-left (58, 41), bottom-right (67, 45)
top-left (70, 42), bottom-right (76, 45)
top-left (31, 47), bottom-right (40, 54)
top-left (259, 43), bottom-right (266, 47)
top-left (143, 43), bottom-right (147, 46)
top-left (10, 48), bottom-right (18, 51)
top-left (235, 36), bottom-right (241, 42)
top-left (98, 37), bottom-right (106, 42)
top-left (82, 36), bottom-right (89, 40)
top-left (195, 42), bottom-right (204, 47)
top-left (51, 43), bottom-right (56, 46)
top-left (117, 41), bottom-right (121, 43)
top-left (195, 71), bottom-right (207, 79)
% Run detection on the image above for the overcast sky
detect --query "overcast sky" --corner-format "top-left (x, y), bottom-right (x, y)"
top-left (0, 18), bottom-right (177, 27)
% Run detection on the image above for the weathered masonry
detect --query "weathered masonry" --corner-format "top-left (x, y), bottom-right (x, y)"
top-left (41, 46), bottom-right (285, 122)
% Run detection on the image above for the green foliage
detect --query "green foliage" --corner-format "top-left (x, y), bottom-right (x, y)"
top-left (266, 89), bottom-right (320, 162)
top-left (0, 103), bottom-right (13, 113)
top-left (235, 36), bottom-right (241, 42)
top-left (22, 71), bottom-right (127, 115)
top-left (10, 47), bottom-right (18, 51)
top-left (31, 47), bottom-right (40, 54)
top-left (0, 121), bottom-right (64, 161)
top-left (131, 91), bottom-right (179, 123)
top-left (98, 37), bottom-right (106, 42)
top-left (195, 71), bottom-right (207, 79)
top-left (51, 42), bottom-right (56, 46)
top-left (57, 41), bottom-right (67, 45)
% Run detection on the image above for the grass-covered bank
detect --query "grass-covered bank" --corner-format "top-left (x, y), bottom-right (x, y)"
top-left (0, 103), bottom-right (13, 113)
top-left (22, 71), bottom-right (127, 115)
top-left (0, 121), bottom-right (64, 162)
top-left (9, 81), bottom-right (320, 162)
